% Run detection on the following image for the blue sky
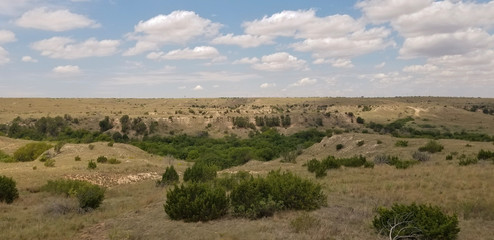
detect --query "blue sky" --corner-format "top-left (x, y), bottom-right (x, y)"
top-left (0, 0), bottom-right (493, 98)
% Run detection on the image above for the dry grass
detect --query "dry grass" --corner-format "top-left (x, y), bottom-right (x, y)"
top-left (1, 97), bottom-right (494, 239)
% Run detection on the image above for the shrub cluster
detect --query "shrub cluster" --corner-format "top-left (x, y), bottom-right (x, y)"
top-left (42, 179), bottom-right (105, 210)
top-left (230, 171), bottom-right (326, 219)
top-left (0, 175), bottom-right (19, 204)
top-left (13, 142), bottom-right (53, 162)
top-left (307, 155), bottom-right (373, 178)
top-left (183, 163), bottom-right (217, 182)
top-left (477, 149), bottom-right (494, 160)
top-left (88, 160), bottom-right (97, 169)
top-left (373, 203), bottom-right (460, 240)
top-left (412, 151), bottom-right (431, 162)
top-left (394, 140), bottom-right (409, 147)
top-left (164, 183), bottom-right (228, 222)
top-left (0, 150), bottom-right (14, 163)
top-left (459, 158), bottom-right (478, 166)
top-left (157, 166), bottom-right (179, 187)
top-left (374, 155), bottom-right (419, 169)
top-left (418, 140), bottom-right (444, 153)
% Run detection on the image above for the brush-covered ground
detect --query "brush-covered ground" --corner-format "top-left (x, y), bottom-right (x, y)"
top-left (1, 97), bottom-right (494, 240)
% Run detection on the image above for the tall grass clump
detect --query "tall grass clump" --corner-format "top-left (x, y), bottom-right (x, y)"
top-left (42, 179), bottom-right (105, 210)
top-left (13, 142), bottom-right (52, 162)
top-left (373, 203), bottom-right (460, 240)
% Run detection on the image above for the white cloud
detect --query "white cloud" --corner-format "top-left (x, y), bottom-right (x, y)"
top-left (0, 0), bottom-right (32, 16)
top-left (52, 65), bottom-right (81, 74)
top-left (399, 28), bottom-right (494, 58)
top-left (403, 64), bottom-right (438, 73)
top-left (252, 52), bottom-right (307, 71)
top-left (292, 27), bottom-right (393, 58)
top-left (193, 85), bottom-right (203, 91)
top-left (0, 30), bottom-right (16, 44)
top-left (31, 37), bottom-right (120, 59)
top-left (374, 62), bottom-right (386, 69)
top-left (21, 56), bottom-right (38, 63)
top-left (0, 47), bottom-right (9, 65)
top-left (233, 57), bottom-right (259, 64)
top-left (211, 34), bottom-right (274, 48)
top-left (15, 7), bottom-right (100, 31)
top-left (313, 58), bottom-right (354, 68)
top-left (260, 83), bottom-right (276, 88)
top-left (290, 77), bottom-right (317, 87)
top-left (124, 11), bottom-right (221, 56)
top-left (147, 46), bottom-right (222, 60)
top-left (393, 1), bottom-right (494, 38)
top-left (362, 72), bottom-right (411, 85)
top-left (356, 0), bottom-right (432, 23)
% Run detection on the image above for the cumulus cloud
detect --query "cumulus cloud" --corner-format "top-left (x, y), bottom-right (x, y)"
top-left (375, 62), bottom-right (386, 69)
top-left (124, 11), bottom-right (221, 56)
top-left (193, 85), bottom-right (203, 91)
top-left (314, 58), bottom-right (354, 68)
top-left (15, 7), bottom-right (100, 31)
top-left (399, 28), bottom-right (494, 58)
top-left (356, 0), bottom-right (432, 23)
top-left (0, 0), bottom-right (33, 16)
top-left (211, 34), bottom-right (274, 48)
top-left (290, 77), bottom-right (317, 87)
top-left (260, 83), bottom-right (276, 88)
top-left (0, 30), bottom-right (16, 44)
top-left (362, 72), bottom-right (411, 85)
top-left (31, 37), bottom-right (120, 59)
top-left (21, 56), bottom-right (38, 63)
top-left (0, 47), bottom-right (9, 65)
top-left (252, 52), bottom-right (307, 71)
top-left (232, 57), bottom-right (259, 64)
top-left (52, 65), bottom-right (81, 74)
top-left (147, 46), bottom-right (222, 60)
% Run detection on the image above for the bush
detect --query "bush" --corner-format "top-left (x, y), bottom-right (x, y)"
top-left (356, 117), bottom-right (365, 124)
top-left (0, 175), bottom-right (19, 204)
top-left (107, 141), bottom-right (114, 147)
top-left (54, 141), bottom-right (65, 153)
top-left (96, 156), bottom-right (108, 163)
top-left (42, 179), bottom-right (105, 210)
top-left (74, 155), bottom-right (81, 161)
top-left (446, 154), bottom-right (453, 160)
top-left (157, 166), bottom-right (179, 186)
top-left (459, 158), bottom-right (478, 166)
top-left (413, 151), bottom-right (431, 162)
top-left (418, 140), bottom-right (444, 153)
top-left (322, 156), bottom-right (341, 169)
top-left (374, 155), bottom-right (418, 169)
top-left (477, 149), bottom-right (494, 160)
top-left (183, 163), bottom-right (217, 182)
top-left (336, 144), bottom-right (344, 150)
top-left (107, 158), bottom-right (121, 164)
top-left (231, 171), bottom-right (325, 219)
top-left (164, 183), bottom-right (228, 222)
top-left (88, 160), bottom-right (97, 169)
top-left (394, 140), bottom-right (408, 147)
top-left (0, 150), bottom-right (14, 163)
top-left (13, 142), bottom-right (52, 162)
top-left (44, 158), bottom-right (55, 167)
top-left (307, 159), bottom-right (322, 173)
top-left (373, 203), bottom-right (460, 240)
top-left (337, 155), bottom-right (367, 167)
top-left (357, 140), bottom-right (365, 147)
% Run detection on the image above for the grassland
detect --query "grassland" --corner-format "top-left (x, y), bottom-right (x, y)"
top-left (1, 97), bottom-right (494, 240)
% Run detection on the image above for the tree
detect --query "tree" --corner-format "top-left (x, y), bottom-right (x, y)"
top-left (99, 116), bottom-right (113, 132)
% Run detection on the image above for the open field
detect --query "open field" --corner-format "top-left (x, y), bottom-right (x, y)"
top-left (1, 97), bottom-right (494, 240)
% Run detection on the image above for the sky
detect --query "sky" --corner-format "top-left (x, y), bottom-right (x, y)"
top-left (0, 0), bottom-right (493, 98)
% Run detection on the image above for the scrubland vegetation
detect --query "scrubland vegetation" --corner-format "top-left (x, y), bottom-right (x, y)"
top-left (1, 97), bottom-right (494, 239)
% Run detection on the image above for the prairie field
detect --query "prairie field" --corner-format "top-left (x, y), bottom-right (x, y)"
top-left (1, 97), bottom-right (494, 240)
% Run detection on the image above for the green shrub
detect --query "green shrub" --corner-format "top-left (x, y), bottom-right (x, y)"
top-left (39, 152), bottom-right (51, 162)
top-left (231, 171), bottom-right (325, 219)
top-left (446, 154), bottom-right (453, 160)
top-left (375, 155), bottom-right (418, 169)
top-left (44, 158), bottom-right (55, 167)
top-left (394, 140), bottom-right (408, 147)
top-left (459, 158), bottom-right (478, 166)
top-left (0, 175), bottom-right (19, 204)
top-left (42, 179), bottom-right (105, 210)
top-left (356, 117), bottom-right (365, 124)
top-left (107, 141), bottom-right (114, 147)
top-left (336, 144), bottom-right (344, 150)
top-left (54, 141), bottom-right (65, 153)
top-left (88, 160), bottom-right (97, 169)
top-left (13, 142), bottom-right (52, 162)
top-left (322, 156), bottom-right (340, 169)
top-left (157, 166), bottom-right (179, 186)
top-left (477, 149), bottom-right (494, 160)
top-left (164, 183), bottom-right (228, 222)
top-left (74, 155), bottom-right (81, 161)
top-left (307, 159), bottom-right (322, 173)
top-left (418, 140), bottom-right (444, 153)
top-left (364, 161), bottom-right (374, 168)
top-left (0, 150), bottom-right (14, 163)
top-left (373, 203), bottom-right (460, 240)
top-left (357, 140), bottom-right (365, 147)
top-left (183, 163), bottom-right (217, 182)
top-left (96, 156), bottom-right (108, 163)
top-left (336, 155), bottom-right (367, 167)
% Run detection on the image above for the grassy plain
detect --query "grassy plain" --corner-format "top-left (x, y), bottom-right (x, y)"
top-left (1, 97), bottom-right (494, 240)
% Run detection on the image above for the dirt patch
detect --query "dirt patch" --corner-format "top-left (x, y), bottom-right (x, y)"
top-left (65, 172), bottom-right (160, 188)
